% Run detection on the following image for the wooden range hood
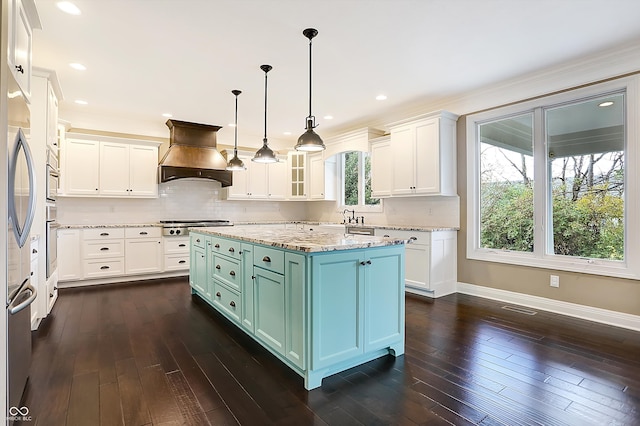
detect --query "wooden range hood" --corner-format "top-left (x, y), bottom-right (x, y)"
top-left (158, 119), bottom-right (233, 187)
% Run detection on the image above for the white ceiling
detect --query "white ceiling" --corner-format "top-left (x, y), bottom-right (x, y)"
top-left (33, 0), bottom-right (640, 150)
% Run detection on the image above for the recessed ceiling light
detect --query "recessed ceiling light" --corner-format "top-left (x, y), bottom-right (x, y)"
top-left (57, 1), bottom-right (81, 15)
top-left (376, 94), bottom-right (387, 101)
top-left (323, 115), bottom-right (333, 120)
top-left (598, 101), bottom-right (614, 107)
top-left (283, 131), bottom-right (292, 136)
top-left (228, 123), bottom-right (236, 127)
top-left (75, 100), bottom-right (88, 105)
top-left (69, 63), bottom-right (86, 71)
top-left (162, 113), bottom-right (172, 118)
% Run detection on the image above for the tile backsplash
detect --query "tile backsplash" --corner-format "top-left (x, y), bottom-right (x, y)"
top-left (57, 179), bottom-right (306, 224)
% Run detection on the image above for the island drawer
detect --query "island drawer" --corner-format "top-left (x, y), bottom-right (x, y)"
top-left (212, 280), bottom-right (241, 324)
top-left (191, 233), bottom-right (207, 249)
top-left (210, 236), bottom-right (242, 259)
top-left (211, 255), bottom-right (241, 292)
top-left (253, 245), bottom-right (284, 275)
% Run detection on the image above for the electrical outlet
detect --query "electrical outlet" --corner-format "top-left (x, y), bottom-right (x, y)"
top-left (550, 275), bottom-right (560, 288)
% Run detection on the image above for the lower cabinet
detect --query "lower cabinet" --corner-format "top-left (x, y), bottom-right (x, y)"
top-left (189, 231), bottom-right (404, 390)
top-left (124, 227), bottom-right (162, 275)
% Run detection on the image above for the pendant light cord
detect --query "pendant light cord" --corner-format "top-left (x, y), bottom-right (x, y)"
top-left (264, 69), bottom-right (268, 141)
top-left (308, 37), bottom-right (313, 119)
top-left (234, 93), bottom-right (239, 155)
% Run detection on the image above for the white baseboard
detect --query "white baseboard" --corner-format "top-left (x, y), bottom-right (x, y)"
top-left (457, 282), bottom-right (640, 332)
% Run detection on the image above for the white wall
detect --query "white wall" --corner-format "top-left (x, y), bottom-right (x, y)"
top-left (57, 178), bottom-right (306, 224)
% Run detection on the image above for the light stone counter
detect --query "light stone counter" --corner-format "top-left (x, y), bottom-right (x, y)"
top-left (234, 221), bottom-right (458, 232)
top-left (194, 226), bottom-right (407, 253)
top-left (59, 223), bottom-right (163, 229)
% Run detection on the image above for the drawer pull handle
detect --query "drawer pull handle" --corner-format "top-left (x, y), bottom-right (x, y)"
top-left (140, 231), bottom-right (148, 235)
top-left (216, 265), bottom-right (221, 270)
top-left (409, 236), bottom-right (418, 241)
top-left (262, 256), bottom-right (271, 263)
top-left (100, 247), bottom-right (109, 251)
top-left (384, 234), bottom-right (390, 238)
top-left (100, 232), bottom-right (109, 236)
top-left (214, 244), bottom-right (220, 248)
top-left (229, 301), bottom-right (236, 308)
top-left (216, 292), bottom-right (221, 297)
top-left (178, 260), bottom-right (186, 264)
top-left (229, 271), bottom-right (236, 277)
top-left (178, 244), bottom-right (186, 247)
top-left (100, 266), bottom-right (110, 270)
top-left (228, 247), bottom-right (235, 253)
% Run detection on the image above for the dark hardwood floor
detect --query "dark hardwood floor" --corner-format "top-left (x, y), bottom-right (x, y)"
top-left (19, 277), bottom-right (640, 425)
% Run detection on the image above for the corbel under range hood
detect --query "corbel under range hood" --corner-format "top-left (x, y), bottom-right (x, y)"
top-left (158, 119), bottom-right (233, 186)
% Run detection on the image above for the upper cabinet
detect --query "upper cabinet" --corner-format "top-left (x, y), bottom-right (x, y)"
top-left (7, 0), bottom-right (41, 101)
top-left (374, 111), bottom-right (458, 197)
top-left (308, 153), bottom-right (337, 200)
top-left (369, 136), bottom-right (391, 198)
top-left (223, 150), bottom-right (287, 200)
top-left (61, 134), bottom-right (160, 198)
top-left (288, 152), bottom-right (307, 199)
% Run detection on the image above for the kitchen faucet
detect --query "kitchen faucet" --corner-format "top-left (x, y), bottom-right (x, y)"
top-left (342, 209), bottom-right (356, 224)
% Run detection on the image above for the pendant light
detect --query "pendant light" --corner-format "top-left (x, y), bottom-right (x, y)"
top-left (226, 90), bottom-right (246, 171)
top-left (295, 28), bottom-right (325, 152)
top-left (253, 64), bottom-right (279, 163)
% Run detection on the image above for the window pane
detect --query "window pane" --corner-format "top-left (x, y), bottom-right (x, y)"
top-left (344, 151), bottom-right (359, 206)
top-left (479, 113), bottom-right (534, 252)
top-left (546, 93), bottom-right (624, 260)
top-left (364, 153), bottom-right (379, 205)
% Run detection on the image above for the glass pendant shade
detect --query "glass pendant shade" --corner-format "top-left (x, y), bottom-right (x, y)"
top-left (296, 28), bottom-right (325, 152)
top-left (253, 64), bottom-right (278, 163)
top-left (226, 89), bottom-right (246, 171)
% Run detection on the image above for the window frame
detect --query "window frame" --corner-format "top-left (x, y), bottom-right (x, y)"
top-left (466, 76), bottom-right (640, 279)
top-left (338, 151), bottom-right (383, 213)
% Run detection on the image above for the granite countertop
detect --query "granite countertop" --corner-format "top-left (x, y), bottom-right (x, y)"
top-left (59, 223), bottom-right (163, 229)
top-left (195, 226), bottom-right (407, 253)
top-left (234, 221), bottom-right (458, 232)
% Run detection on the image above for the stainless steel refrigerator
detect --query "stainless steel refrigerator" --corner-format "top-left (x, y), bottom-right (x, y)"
top-left (6, 69), bottom-right (37, 413)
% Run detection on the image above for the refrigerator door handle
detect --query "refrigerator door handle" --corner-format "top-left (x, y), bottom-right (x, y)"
top-left (8, 128), bottom-right (37, 248)
top-left (7, 281), bottom-right (38, 315)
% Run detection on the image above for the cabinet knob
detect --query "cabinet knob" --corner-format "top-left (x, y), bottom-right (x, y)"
top-left (262, 256), bottom-right (271, 263)
top-left (15, 64), bottom-right (24, 74)
top-left (252, 275), bottom-right (256, 280)
top-left (214, 243), bottom-right (220, 248)
top-left (230, 301), bottom-right (236, 308)
top-left (228, 247), bottom-right (235, 253)
top-left (229, 271), bottom-right (236, 277)
top-left (32, 248), bottom-right (37, 253)
top-left (216, 292), bottom-right (221, 297)
top-left (360, 260), bottom-right (372, 266)
top-left (215, 265), bottom-right (221, 270)
top-left (196, 239), bottom-right (201, 243)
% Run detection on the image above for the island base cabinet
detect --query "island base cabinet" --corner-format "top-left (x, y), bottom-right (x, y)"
top-left (253, 267), bottom-right (286, 356)
top-left (190, 244), bottom-right (208, 297)
top-left (211, 280), bottom-right (241, 324)
top-left (284, 252), bottom-right (305, 369)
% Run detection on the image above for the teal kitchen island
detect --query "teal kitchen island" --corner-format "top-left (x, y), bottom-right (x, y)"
top-left (189, 226), bottom-right (406, 390)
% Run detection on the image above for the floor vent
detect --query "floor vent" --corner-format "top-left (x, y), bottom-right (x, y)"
top-left (502, 305), bottom-right (537, 315)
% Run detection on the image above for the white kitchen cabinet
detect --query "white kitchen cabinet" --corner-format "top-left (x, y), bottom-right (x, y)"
top-left (82, 227), bottom-right (125, 279)
top-left (57, 228), bottom-right (82, 281)
top-left (369, 136), bottom-right (392, 198)
top-left (387, 111), bottom-right (458, 197)
top-left (63, 139), bottom-right (100, 196)
top-left (46, 82), bottom-right (59, 151)
top-left (7, 0), bottom-right (40, 100)
top-left (99, 142), bottom-right (158, 197)
top-left (224, 150), bottom-right (287, 200)
top-left (62, 134), bottom-right (159, 198)
top-left (308, 153), bottom-right (336, 200)
top-left (288, 151), bottom-right (307, 198)
top-left (124, 227), bottom-right (162, 275)
top-left (30, 237), bottom-right (40, 329)
top-left (163, 236), bottom-right (189, 271)
top-left (375, 228), bottom-right (457, 298)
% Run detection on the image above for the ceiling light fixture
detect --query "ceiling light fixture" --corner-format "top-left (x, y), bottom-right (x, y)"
top-left (69, 62), bottom-right (86, 71)
top-left (253, 65), bottom-right (279, 163)
top-left (323, 115), bottom-right (333, 120)
top-left (56, 1), bottom-right (81, 15)
top-left (376, 94), bottom-right (387, 101)
top-left (227, 90), bottom-right (246, 171)
top-left (598, 101), bottom-right (614, 107)
top-left (162, 113), bottom-right (172, 118)
top-left (295, 28), bottom-right (325, 152)
top-left (74, 100), bottom-right (88, 105)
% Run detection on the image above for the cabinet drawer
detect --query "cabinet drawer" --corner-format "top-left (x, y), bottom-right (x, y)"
top-left (83, 240), bottom-right (124, 258)
top-left (191, 233), bottom-right (207, 249)
top-left (83, 228), bottom-right (125, 240)
top-left (125, 227), bottom-right (161, 239)
top-left (376, 229), bottom-right (429, 245)
top-left (164, 254), bottom-right (189, 271)
top-left (211, 255), bottom-right (241, 292)
top-left (210, 236), bottom-right (242, 259)
top-left (164, 237), bottom-right (190, 254)
top-left (84, 258), bottom-right (124, 278)
top-left (254, 245), bottom-right (284, 274)
top-left (212, 280), bottom-right (241, 323)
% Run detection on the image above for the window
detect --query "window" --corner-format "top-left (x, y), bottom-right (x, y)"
top-left (467, 77), bottom-right (640, 279)
top-left (341, 151), bottom-right (380, 209)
